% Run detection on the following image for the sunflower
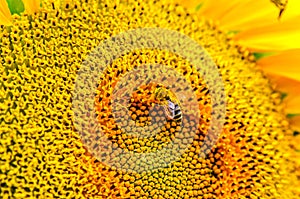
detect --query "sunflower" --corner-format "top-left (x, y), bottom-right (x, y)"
top-left (0, 0), bottom-right (299, 199)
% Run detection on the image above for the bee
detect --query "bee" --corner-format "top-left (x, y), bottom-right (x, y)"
top-left (154, 87), bottom-right (182, 121)
top-left (270, 0), bottom-right (288, 19)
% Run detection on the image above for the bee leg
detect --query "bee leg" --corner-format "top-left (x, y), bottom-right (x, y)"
top-left (163, 106), bottom-right (173, 120)
top-left (278, 8), bottom-right (284, 19)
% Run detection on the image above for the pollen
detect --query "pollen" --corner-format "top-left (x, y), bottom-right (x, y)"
top-left (0, 0), bottom-right (299, 198)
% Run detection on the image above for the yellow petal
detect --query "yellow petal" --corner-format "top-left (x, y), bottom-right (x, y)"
top-left (281, 0), bottom-right (300, 21)
top-left (215, 1), bottom-right (278, 31)
top-left (266, 74), bottom-right (300, 114)
top-left (22, 0), bottom-right (40, 14)
top-left (0, 0), bottom-right (12, 25)
top-left (257, 49), bottom-right (300, 81)
top-left (177, 0), bottom-right (205, 10)
top-left (198, 0), bottom-right (241, 21)
top-left (290, 115), bottom-right (300, 132)
top-left (234, 17), bottom-right (300, 52)
top-left (196, 0), bottom-right (300, 32)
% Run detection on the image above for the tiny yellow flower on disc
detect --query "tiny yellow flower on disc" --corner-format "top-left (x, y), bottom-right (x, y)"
top-left (0, 0), bottom-right (299, 199)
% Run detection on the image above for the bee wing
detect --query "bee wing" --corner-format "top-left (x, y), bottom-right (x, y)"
top-left (167, 100), bottom-right (175, 110)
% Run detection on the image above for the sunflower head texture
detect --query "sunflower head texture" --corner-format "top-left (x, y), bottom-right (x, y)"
top-left (0, 0), bottom-right (299, 199)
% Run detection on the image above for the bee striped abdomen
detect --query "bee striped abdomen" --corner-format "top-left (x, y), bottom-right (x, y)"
top-left (164, 100), bottom-right (182, 121)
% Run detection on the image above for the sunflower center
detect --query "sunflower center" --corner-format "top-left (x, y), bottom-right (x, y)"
top-left (0, 0), bottom-right (296, 198)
